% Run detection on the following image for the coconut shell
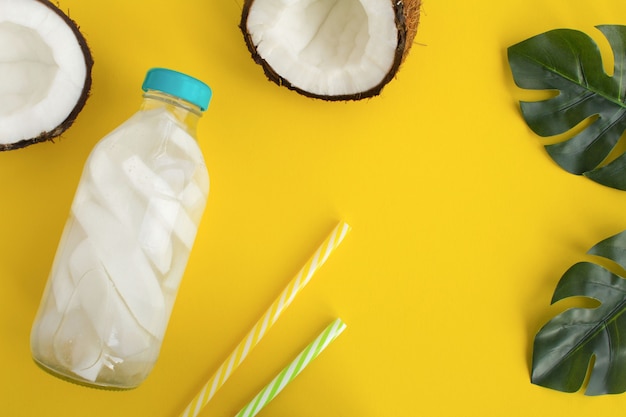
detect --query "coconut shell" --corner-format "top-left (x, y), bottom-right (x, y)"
top-left (240, 0), bottom-right (421, 101)
top-left (0, 0), bottom-right (93, 151)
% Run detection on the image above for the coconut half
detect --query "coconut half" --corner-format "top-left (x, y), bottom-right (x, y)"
top-left (0, 0), bottom-right (93, 151)
top-left (240, 0), bottom-right (420, 101)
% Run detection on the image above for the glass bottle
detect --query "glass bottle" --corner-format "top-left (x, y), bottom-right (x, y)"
top-left (30, 68), bottom-right (212, 389)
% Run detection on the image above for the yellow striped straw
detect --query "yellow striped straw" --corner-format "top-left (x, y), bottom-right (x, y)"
top-left (178, 221), bottom-right (351, 417)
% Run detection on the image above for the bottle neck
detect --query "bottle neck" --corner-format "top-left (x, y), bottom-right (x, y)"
top-left (140, 90), bottom-right (202, 137)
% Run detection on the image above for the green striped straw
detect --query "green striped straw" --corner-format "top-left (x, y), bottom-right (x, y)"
top-left (234, 318), bottom-right (347, 417)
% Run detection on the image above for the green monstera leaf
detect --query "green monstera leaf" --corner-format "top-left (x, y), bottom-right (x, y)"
top-left (532, 230), bottom-right (626, 395)
top-left (508, 25), bottom-right (626, 190)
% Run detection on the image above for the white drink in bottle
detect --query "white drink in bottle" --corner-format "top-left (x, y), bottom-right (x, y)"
top-left (30, 68), bottom-right (212, 389)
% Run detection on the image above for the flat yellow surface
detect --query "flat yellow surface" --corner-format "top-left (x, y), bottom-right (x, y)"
top-left (3, 0), bottom-right (626, 415)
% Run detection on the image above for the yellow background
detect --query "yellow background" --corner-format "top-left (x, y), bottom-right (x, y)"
top-left (3, 0), bottom-right (626, 415)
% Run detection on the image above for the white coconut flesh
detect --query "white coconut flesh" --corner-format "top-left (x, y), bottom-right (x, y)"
top-left (244, 0), bottom-right (400, 98)
top-left (0, 0), bottom-right (91, 149)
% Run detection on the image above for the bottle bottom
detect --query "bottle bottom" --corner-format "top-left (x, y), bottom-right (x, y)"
top-left (32, 356), bottom-right (140, 391)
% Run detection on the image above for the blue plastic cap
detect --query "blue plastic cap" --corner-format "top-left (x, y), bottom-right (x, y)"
top-left (142, 68), bottom-right (212, 111)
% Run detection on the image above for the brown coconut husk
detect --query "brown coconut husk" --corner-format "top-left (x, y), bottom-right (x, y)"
top-left (402, 0), bottom-right (422, 60)
top-left (370, 0), bottom-right (422, 100)
top-left (240, 0), bottom-right (421, 101)
top-left (0, 0), bottom-right (93, 151)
